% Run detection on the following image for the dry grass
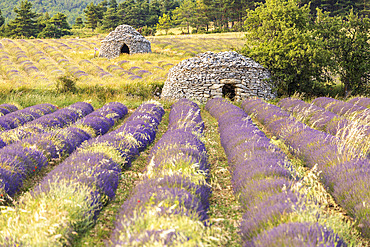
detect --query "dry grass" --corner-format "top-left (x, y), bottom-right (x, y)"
top-left (201, 108), bottom-right (242, 246)
top-left (252, 114), bottom-right (368, 246)
top-left (0, 33), bottom-right (245, 98)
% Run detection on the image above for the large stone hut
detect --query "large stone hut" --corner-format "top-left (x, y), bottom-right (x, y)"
top-left (161, 51), bottom-right (276, 103)
top-left (99, 25), bottom-right (151, 59)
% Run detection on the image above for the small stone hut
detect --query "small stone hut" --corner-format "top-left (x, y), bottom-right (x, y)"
top-left (161, 51), bottom-right (276, 103)
top-left (99, 25), bottom-right (151, 59)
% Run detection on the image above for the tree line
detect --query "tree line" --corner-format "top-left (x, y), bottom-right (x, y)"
top-left (0, 0), bottom-right (103, 24)
top-left (0, 0), bottom-right (367, 97)
top-left (0, 0), bottom-right (72, 38)
top-left (78, 0), bottom-right (369, 34)
top-left (0, 0), bottom-right (368, 38)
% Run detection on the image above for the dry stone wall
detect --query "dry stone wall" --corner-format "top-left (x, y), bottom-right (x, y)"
top-left (99, 25), bottom-right (151, 59)
top-left (161, 51), bottom-right (276, 103)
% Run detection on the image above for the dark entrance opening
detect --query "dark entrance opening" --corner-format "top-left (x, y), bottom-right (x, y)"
top-left (121, 44), bottom-right (130, 54)
top-left (222, 84), bottom-right (236, 100)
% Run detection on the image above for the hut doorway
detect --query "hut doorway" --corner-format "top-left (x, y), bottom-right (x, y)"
top-left (121, 44), bottom-right (130, 54)
top-left (222, 84), bottom-right (236, 100)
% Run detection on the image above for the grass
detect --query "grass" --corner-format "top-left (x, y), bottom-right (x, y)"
top-left (73, 107), bottom-right (170, 246)
top-left (0, 32), bottom-right (367, 246)
top-left (250, 112), bottom-right (368, 246)
top-left (0, 32), bottom-right (244, 109)
top-left (0, 33), bottom-right (244, 95)
top-left (201, 108), bottom-right (242, 246)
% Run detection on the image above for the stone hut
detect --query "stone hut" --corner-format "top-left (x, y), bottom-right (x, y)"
top-left (161, 51), bottom-right (275, 103)
top-left (99, 25), bottom-right (151, 59)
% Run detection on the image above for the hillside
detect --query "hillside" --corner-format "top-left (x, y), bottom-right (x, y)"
top-left (0, 32), bottom-right (369, 246)
top-left (0, 0), bottom-right (105, 24)
top-left (0, 32), bottom-right (245, 101)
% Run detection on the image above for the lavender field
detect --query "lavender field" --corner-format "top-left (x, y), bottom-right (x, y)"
top-left (0, 33), bottom-right (244, 94)
top-left (0, 33), bottom-right (369, 246)
top-left (0, 95), bottom-right (369, 246)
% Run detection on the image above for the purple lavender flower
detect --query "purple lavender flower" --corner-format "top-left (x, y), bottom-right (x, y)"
top-left (250, 222), bottom-right (347, 247)
top-left (205, 98), bottom-right (345, 245)
top-left (0, 102), bottom-right (128, 198)
top-left (136, 70), bottom-right (152, 76)
top-left (23, 102), bottom-right (163, 245)
top-left (109, 99), bottom-right (209, 245)
top-left (129, 75), bottom-right (142, 80)
top-left (117, 60), bottom-right (130, 66)
top-left (241, 191), bottom-right (298, 241)
top-left (348, 97), bottom-right (370, 108)
top-left (241, 98), bottom-right (370, 238)
top-left (0, 104), bottom-right (18, 116)
top-left (0, 103), bottom-right (56, 131)
top-left (129, 66), bottom-right (141, 71)
top-left (312, 97), bottom-right (368, 118)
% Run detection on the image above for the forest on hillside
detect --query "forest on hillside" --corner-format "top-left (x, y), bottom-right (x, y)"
top-left (0, 0), bottom-right (368, 26)
top-left (0, 0), bottom-right (103, 24)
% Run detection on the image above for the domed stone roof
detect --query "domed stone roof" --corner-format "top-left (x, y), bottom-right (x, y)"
top-left (161, 51), bottom-right (275, 102)
top-left (99, 25), bottom-right (151, 59)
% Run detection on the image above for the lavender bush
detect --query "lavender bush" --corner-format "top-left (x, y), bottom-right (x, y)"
top-left (279, 98), bottom-right (370, 156)
top-left (0, 103), bottom-right (18, 116)
top-left (242, 98), bottom-right (370, 238)
top-left (312, 97), bottom-right (369, 120)
top-left (0, 102), bottom-right (162, 245)
top-left (109, 99), bottom-right (216, 246)
top-left (252, 222), bottom-right (346, 247)
top-left (0, 103), bottom-right (56, 131)
top-left (207, 98), bottom-right (298, 244)
top-left (348, 97), bottom-right (370, 108)
top-left (0, 102), bottom-right (127, 199)
top-left (0, 102), bottom-right (93, 147)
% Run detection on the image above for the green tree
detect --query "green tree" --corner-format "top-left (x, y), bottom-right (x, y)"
top-left (38, 12), bottom-right (71, 38)
top-left (36, 12), bottom-right (50, 32)
top-left (102, 7), bottom-right (119, 30)
top-left (84, 2), bottom-right (105, 31)
top-left (243, 0), bottom-right (329, 96)
top-left (73, 16), bottom-right (84, 28)
top-left (50, 13), bottom-right (71, 36)
top-left (172, 0), bottom-right (197, 34)
top-left (0, 9), bottom-right (4, 27)
top-left (37, 23), bottom-right (57, 38)
top-left (7, 0), bottom-right (39, 38)
top-left (316, 9), bottom-right (370, 96)
top-left (157, 13), bottom-right (171, 34)
top-left (110, 0), bottom-right (118, 9)
top-left (118, 0), bottom-right (151, 28)
top-left (192, 0), bottom-right (209, 32)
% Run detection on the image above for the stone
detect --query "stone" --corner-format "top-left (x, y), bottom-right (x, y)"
top-left (99, 25), bottom-right (151, 59)
top-left (161, 51), bottom-right (276, 103)
top-left (209, 84), bottom-right (223, 89)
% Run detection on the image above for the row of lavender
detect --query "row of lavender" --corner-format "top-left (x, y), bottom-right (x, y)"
top-left (0, 101), bottom-right (164, 245)
top-left (0, 102), bottom-right (90, 148)
top-left (312, 97), bottom-right (370, 122)
top-left (0, 103), bottom-right (18, 116)
top-left (109, 99), bottom-right (215, 245)
top-left (0, 103), bottom-right (56, 132)
top-left (348, 97), bottom-right (370, 108)
top-left (279, 98), bottom-right (370, 156)
top-left (0, 101), bottom-right (127, 200)
top-left (2, 39), bottom-right (48, 81)
top-left (243, 98), bottom-right (370, 238)
top-left (0, 41), bottom-right (22, 80)
top-left (0, 38), bottom-right (170, 83)
top-left (206, 98), bottom-right (345, 246)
